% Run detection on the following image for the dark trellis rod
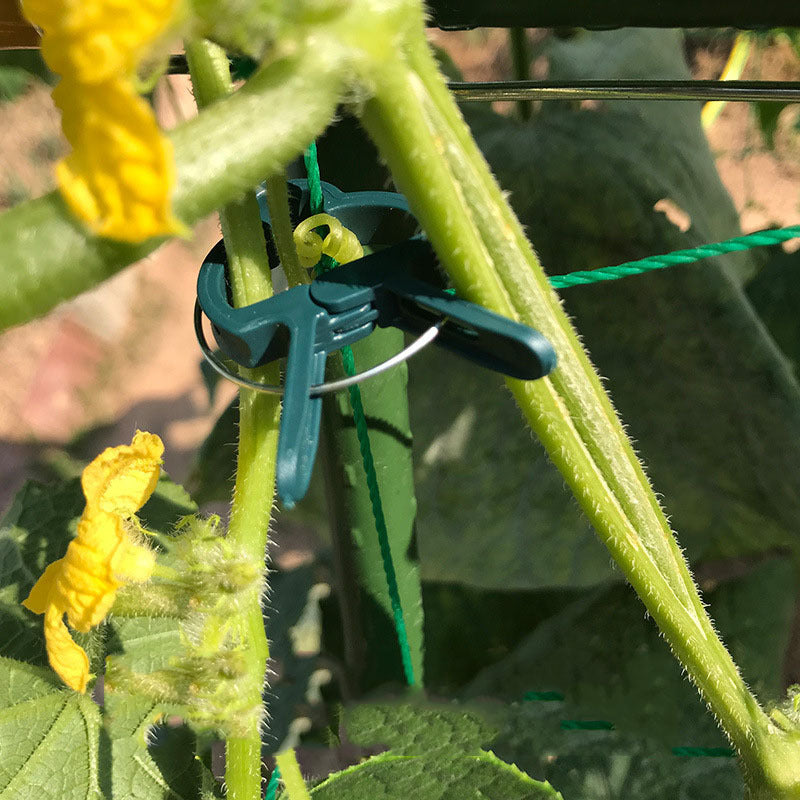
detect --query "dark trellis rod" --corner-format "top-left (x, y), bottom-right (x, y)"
top-left (425, 0), bottom-right (800, 29)
top-left (447, 79), bottom-right (800, 103)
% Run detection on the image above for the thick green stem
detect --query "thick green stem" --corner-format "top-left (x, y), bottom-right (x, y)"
top-left (0, 38), bottom-right (347, 331)
top-left (187, 38), bottom-right (280, 800)
top-left (358, 22), bottom-right (800, 798)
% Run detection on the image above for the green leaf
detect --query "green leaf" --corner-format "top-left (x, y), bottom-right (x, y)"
top-left (329, 701), bottom-right (562, 798)
top-left (1, 478), bottom-right (84, 579)
top-left (308, 750), bottom-right (563, 799)
top-left (105, 692), bottom-right (220, 800)
top-left (746, 246), bottom-right (800, 369)
top-left (345, 700), bottom-right (501, 758)
top-left (0, 659), bottom-right (102, 800)
top-left (464, 557), bottom-right (796, 750)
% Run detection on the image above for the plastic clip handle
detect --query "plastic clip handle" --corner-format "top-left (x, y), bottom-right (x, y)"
top-left (386, 275), bottom-right (557, 380)
top-left (275, 310), bottom-right (328, 509)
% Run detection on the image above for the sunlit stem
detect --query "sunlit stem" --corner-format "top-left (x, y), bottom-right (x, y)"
top-left (186, 38), bottom-right (280, 800)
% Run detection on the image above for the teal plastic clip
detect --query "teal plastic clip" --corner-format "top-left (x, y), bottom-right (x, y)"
top-left (196, 182), bottom-right (557, 507)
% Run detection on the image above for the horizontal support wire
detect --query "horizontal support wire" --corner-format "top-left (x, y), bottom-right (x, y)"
top-left (164, 58), bottom-right (800, 103)
top-left (448, 79), bottom-right (800, 103)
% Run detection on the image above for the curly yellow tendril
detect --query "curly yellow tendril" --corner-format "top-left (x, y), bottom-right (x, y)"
top-left (22, 431), bottom-right (164, 693)
top-left (293, 213), bottom-right (364, 268)
top-left (19, 0), bottom-right (185, 241)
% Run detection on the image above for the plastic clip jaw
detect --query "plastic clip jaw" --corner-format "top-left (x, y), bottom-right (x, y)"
top-left (197, 181), bottom-right (557, 509)
top-left (312, 239), bottom-right (558, 380)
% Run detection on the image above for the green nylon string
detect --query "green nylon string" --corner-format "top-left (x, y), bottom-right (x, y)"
top-left (303, 146), bottom-right (417, 688)
top-left (303, 142), bottom-right (324, 218)
top-left (672, 747), bottom-right (736, 758)
top-left (265, 765), bottom-right (281, 800)
top-left (561, 720), bottom-right (615, 731)
top-left (549, 225), bottom-right (800, 288)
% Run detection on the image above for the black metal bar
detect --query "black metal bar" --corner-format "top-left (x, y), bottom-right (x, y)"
top-left (448, 79), bottom-right (800, 103)
top-left (426, 0), bottom-right (800, 30)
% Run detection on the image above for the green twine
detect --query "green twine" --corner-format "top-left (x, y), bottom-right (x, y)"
top-left (339, 346), bottom-right (417, 687)
top-left (672, 747), bottom-right (736, 758)
top-left (560, 720), bottom-right (615, 731)
top-left (523, 690), bottom-right (565, 702)
top-left (303, 145), bottom-right (417, 688)
top-left (303, 143), bottom-right (324, 218)
top-left (549, 225), bottom-right (800, 289)
top-left (265, 765), bottom-right (281, 800)
top-left (526, 692), bottom-right (735, 756)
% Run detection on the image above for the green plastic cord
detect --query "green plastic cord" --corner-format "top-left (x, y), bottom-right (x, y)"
top-left (549, 226), bottom-right (800, 288)
top-left (265, 765), bottom-right (281, 800)
top-left (304, 145), bottom-right (417, 688)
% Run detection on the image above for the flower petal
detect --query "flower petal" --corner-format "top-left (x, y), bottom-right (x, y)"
top-left (43, 605), bottom-right (90, 693)
top-left (21, 431), bottom-right (164, 692)
top-left (53, 80), bottom-right (184, 241)
top-left (21, 560), bottom-right (63, 615)
top-left (81, 430), bottom-right (164, 516)
top-left (21, 0), bottom-right (182, 84)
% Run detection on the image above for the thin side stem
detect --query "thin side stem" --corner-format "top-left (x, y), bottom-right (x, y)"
top-left (187, 38), bottom-right (280, 800)
top-left (265, 172), bottom-right (309, 286)
top-left (275, 750), bottom-right (312, 800)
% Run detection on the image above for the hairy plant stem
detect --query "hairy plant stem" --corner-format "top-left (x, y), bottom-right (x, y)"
top-left (359, 21), bottom-right (800, 798)
top-left (265, 172), bottom-right (309, 286)
top-left (275, 750), bottom-right (313, 800)
top-left (187, 39), bottom-right (281, 800)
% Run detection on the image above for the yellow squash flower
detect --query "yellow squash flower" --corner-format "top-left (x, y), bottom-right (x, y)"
top-left (19, 0), bottom-right (184, 241)
top-left (22, 431), bottom-right (164, 693)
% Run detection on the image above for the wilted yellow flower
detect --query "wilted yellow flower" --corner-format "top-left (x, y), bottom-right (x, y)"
top-left (22, 431), bottom-right (164, 693)
top-left (19, 0), bottom-right (184, 241)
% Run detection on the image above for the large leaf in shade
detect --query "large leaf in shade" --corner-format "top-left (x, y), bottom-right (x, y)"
top-left (746, 246), bottom-right (800, 370)
top-left (308, 750), bottom-right (560, 800)
top-left (340, 699), bottom-right (744, 800)
top-left (412, 28), bottom-right (800, 590)
top-left (301, 701), bottom-right (563, 800)
top-left (464, 557), bottom-right (796, 750)
top-left (489, 699), bottom-right (743, 800)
